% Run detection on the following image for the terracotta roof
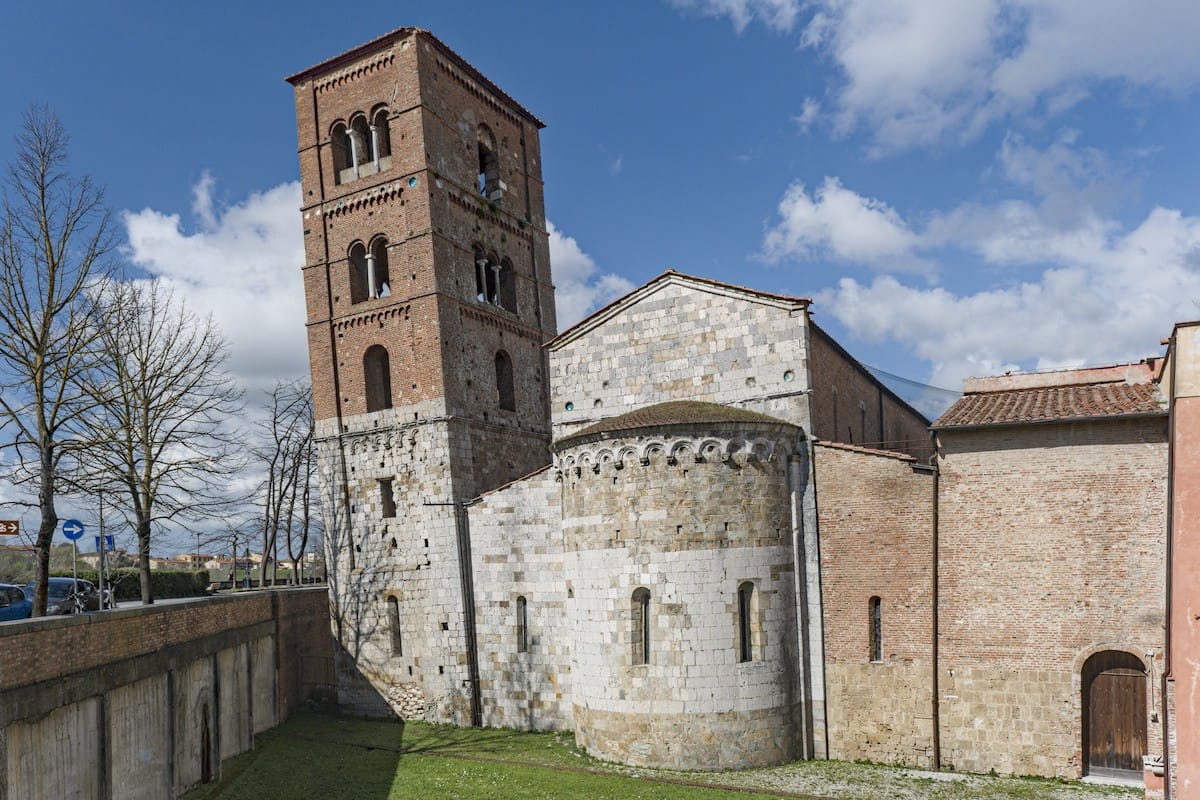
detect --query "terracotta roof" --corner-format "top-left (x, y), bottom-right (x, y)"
top-left (556, 401), bottom-right (793, 446)
top-left (813, 440), bottom-right (916, 462)
top-left (934, 381), bottom-right (1164, 429)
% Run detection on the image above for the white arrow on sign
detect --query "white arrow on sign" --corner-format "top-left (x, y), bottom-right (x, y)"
top-left (1, 521), bottom-right (15, 534)
top-left (62, 519), bottom-right (85, 541)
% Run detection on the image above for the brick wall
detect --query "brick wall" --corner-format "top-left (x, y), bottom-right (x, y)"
top-left (815, 442), bottom-right (936, 767)
top-left (936, 418), bottom-right (1167, 777)
top-left (807, 323), bottom-right (931, 459)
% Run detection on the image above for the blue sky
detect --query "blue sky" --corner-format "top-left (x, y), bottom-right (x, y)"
top-left (4, 0), bottom-right (1200, 407)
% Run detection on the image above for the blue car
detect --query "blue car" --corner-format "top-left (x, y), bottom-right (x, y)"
top-left (0, 583), bottom-right (32, 621)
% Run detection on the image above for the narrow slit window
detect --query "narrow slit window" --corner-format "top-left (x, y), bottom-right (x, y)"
top-left (379, 479), bottom-right (396, 518)
top-left (737, 582), bottom-right (754, 663)
top-left (388, 596), bottom-right (402, 656)
top-left (516, 595), bottom-right (528, 653)
top-left (631, 587), bottom-right (650, 666)
top-left (477, 124), bottom-right (499, 197)
top-left (869, 596), bottom-right (882, 662)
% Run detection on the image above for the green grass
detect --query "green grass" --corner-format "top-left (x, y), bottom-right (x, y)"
top-left (182, 711), bottom-right (1142, 800)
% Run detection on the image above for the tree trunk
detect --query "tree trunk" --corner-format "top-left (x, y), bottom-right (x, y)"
top-left (137, 515), bottom-right (154, 605)
top-left (31, 444), bottom-right (58, 617)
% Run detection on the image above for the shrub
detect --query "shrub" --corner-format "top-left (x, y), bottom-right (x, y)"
top-left (51, 568), bottom-right (210, 600)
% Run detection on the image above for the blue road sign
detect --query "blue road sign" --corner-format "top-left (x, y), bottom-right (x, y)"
top-left (94, 535), bottom-right (115, 552)
top-left (62, 519), bottom-right (85, 541)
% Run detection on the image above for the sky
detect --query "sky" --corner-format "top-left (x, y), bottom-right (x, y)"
top-left (3, 0), bottom-right (1200, 548)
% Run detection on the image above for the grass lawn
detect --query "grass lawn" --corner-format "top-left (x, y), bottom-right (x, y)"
top-left (181, 711), bottom-right (1142, 800)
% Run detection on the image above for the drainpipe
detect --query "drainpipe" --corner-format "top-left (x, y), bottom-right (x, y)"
top-left (1163, 335), bottom-right (1177, 799)
top-left (788, 450), bottom-right (813, 760)
top-left (930, 432), bottom-right (941, 770)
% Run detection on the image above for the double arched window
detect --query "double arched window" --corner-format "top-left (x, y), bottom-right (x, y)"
top-left (348, 238), bottom-right (390, 304)
top-left (364, 345), bottom-right (392, 413)
top-left (331, 106), bottom-right (392, 185)
top-left (472, 246), bottom-right (517, 314)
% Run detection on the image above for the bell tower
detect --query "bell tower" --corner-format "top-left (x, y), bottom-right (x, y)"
top-left (287, 29), bottom-right (556, 722)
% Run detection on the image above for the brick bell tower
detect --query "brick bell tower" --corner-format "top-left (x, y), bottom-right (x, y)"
top-left (287, 29), bottom-right (556, 723)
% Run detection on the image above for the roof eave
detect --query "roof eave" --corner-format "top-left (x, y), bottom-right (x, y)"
top-left (932, 410), bottom-right (1168, 431)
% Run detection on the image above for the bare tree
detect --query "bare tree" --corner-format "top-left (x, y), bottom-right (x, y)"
top-left (0, 107), bottom-right (113, 616)
top-left (82, 280), bottom-right (243, 604)
top-left (257, 381), bottom-right (316, 587)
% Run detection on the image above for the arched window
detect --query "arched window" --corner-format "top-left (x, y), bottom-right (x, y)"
top-left (364, 345), bottom-right (393, 412)
top-left (737, 582), bottom-right (755, 663)
top-left (331, 121), bottom-right (352, 185)
top-left (631, 587), bottom-right (650, 666)
top-left (495, 350), bottom-right (515, 411)
top-left (387, 596), bottom-right (402, 656)
top-left (369, 237), bottom-right (391, 298)
top-left (516, 595), bottom-right (528, 653)
top-left (477, 124), bottom-right (499, 198)
top-left (869, 596), bottom-right (882, 662)
top-left (498, 257), bottom-right (517, 313)
top-left (350, 115), bottom-right (371, 172)
top-left (348, 243), bottom-right (369, 304)
top-left (370, 105), bottom-right (391, 168)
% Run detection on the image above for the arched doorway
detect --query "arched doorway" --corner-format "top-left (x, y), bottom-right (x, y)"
top-left (1082, 650), bottom-right (1146, 777)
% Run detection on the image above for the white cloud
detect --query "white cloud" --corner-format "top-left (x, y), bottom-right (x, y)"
top-left (761, 177), bottom-right (928, 271)
top-left (122, 178), bottom-right (307, 394)
top-left (548, 221), bottom-right (635, 329)
top-left (680, 0), bottom-right (1200, 152)
top-left (667, 0), bottom-right (802, 33)
top-left (818, 204), bottom-right (1200, 391)
top-left (794, 97), bottom-right (821, 133)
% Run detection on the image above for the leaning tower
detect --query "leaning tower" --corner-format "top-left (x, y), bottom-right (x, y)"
top-left (287, 29), bottom-right (556, 723)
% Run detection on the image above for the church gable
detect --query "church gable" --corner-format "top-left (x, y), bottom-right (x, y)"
top-left (549, 271), bottom-right (815, 440)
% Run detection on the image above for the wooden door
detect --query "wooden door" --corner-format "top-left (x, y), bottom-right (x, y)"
top-left (1084, 651), bottom-right (1146, 774)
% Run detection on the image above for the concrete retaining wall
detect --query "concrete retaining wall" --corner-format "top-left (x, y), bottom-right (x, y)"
top-left (0, 587), bottom-right (330, 800)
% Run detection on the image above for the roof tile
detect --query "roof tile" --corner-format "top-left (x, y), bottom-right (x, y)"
top-left (934, 382), bottom-right (1164, 428)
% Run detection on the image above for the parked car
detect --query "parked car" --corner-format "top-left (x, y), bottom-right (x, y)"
top-left (22, 577), bottom-right (100, 614)
top-left (0, 584), bottom-right (31, 621)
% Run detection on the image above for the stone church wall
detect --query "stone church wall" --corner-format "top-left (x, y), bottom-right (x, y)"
top-left (557, 421), bottom-right (805, 769)
top-left (467, 467), bottom-right (571, 731)
top-left (815, 442), bottom-right (936, 768)
top-left (935, 418), bottom-right (1167, 777)
top-left (550, 279), bottom-right (813, 440)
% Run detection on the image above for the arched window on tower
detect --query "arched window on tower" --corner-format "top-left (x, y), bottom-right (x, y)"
top-left (370, 105), bottom-right (391, 172)
top-left (331, 121), bottom-right (352, 185)
top-left (869, 596), bottom-right (882, 662)
top-left (477, 124), bottom-right (501, 198)
top-left (369, 237), bottom-right (391, 298)
top-left (495, 350), bottom-right (515, 412)
top-left (350, 115), bottom-right (371, 175)
top-left (631, 587), bottom-right (651, 666)
top-left (364, 345), bottom-right (393, 413)
top-left (473, 246), bottom-right (488, 301)
top-left (348, 243), bottom-right (369, 304)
